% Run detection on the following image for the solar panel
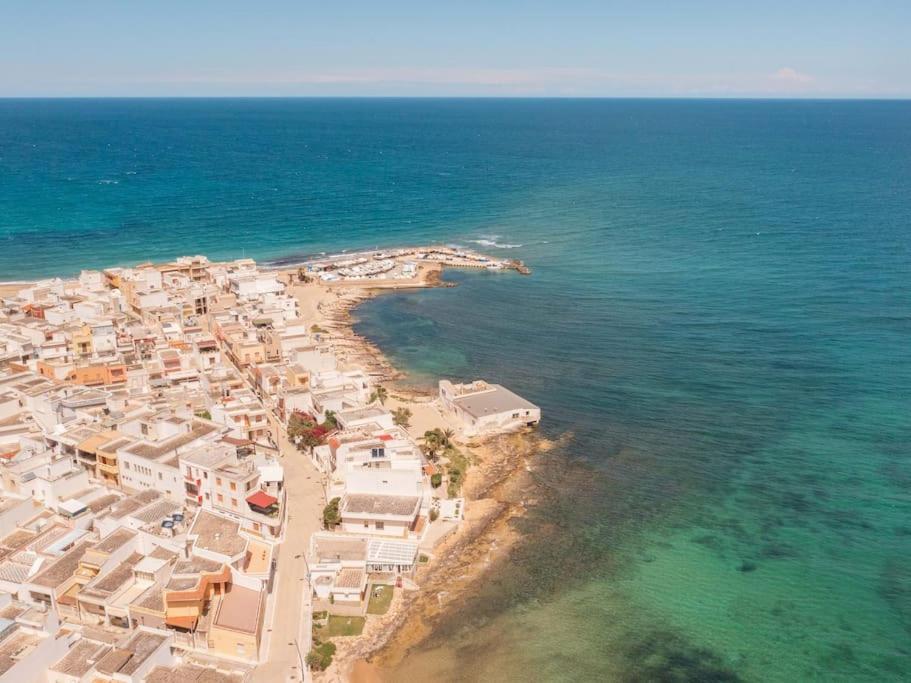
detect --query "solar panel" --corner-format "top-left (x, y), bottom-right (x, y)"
top-left (367, 539), bottom-right (418, 565)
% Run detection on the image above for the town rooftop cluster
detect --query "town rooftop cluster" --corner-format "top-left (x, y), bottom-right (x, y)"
top-left (0, 250), bottom-right (539, 681)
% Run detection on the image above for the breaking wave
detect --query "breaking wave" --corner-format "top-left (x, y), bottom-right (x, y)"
top-left (469, 235), bottom-right (523, 249)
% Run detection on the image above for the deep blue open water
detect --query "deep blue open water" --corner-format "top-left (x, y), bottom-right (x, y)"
top-left (1, 99), bottom-right (909, 681)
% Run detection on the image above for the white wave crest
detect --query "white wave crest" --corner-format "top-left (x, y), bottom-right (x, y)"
top-left (469, 238), bottom-right (523, 249)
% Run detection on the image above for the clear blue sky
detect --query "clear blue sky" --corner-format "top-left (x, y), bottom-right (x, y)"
top-left (1, 0), bottom-right (908, 97)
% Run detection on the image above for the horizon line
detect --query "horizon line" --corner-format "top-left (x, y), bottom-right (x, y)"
top-left (1, 94), bottom-right (909, 101)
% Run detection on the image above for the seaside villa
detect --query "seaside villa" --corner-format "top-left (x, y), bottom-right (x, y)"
top-left (439, 379), bottom-right (541, 437)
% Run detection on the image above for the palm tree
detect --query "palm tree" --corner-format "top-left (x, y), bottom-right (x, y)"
top-left (392, 407), bottom-right (412, 428)
top-left (422, 429), bottom-right (444, 460)
top-left (442, 428), bottom-right (455, 447)
top-left (370, 386), bottom-right (388, 405)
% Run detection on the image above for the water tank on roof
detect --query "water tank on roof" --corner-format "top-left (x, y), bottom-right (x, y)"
top-left (161, 519), bottom-right (175, 529)
top-left (172, 513), bottom-right (184, 522)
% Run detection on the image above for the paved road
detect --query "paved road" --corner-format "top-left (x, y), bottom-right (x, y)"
top-left (251, 431), bottom-right (325, 683)
top-left (211, 318), bottom-right (326, 682)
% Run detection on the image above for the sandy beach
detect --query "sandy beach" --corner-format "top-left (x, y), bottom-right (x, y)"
top-left (0, 282), bottom-right (32, 298)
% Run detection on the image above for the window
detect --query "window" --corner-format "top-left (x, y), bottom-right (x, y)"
top-left (246, 481), bottom-right (253, 491)
top-left (230, 482), bottom-right (237, 491)
top-left (186, 466), bottom-right (192, 477)
top-left (158, 472), bottom-right (162, 480)
top-left (253, 523), bottom-right (261, 532)
top-left (375, 521), bottom-right (384, 530)
top-left (216, 477), bottom-right (222, 486)
top-left (203, 472), bottom-right (208, 479)
top-left (231, 498), bottom-right (238, 508)
top-left (371, 447), bottom-right (385, 459)
top-left (217, 493), bottom-right (223, 503)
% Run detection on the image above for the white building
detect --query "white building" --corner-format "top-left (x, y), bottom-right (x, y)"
top-left (438, 379), bottom-right (540, 436)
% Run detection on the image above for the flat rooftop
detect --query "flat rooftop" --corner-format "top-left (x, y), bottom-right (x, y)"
top-left (146, 663), bottom-right (244, 683)
top-left (189, 510), bottom-right (246, 557)
top-left (212, 584), bottom-right (262, 635)
top-left (451, 383), bottom-right (538, 419)
top-left (312, 534), bottom-right (368, 562)
top-left (342, 494), bottom-right (420, 518)
top-left (125, 421), bottom-right (218, 460)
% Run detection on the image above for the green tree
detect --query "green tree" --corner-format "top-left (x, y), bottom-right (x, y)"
top-left (430, 472), bottom-right (442, 488)
top-left (323, 410), bottom-right (338, 430)
top-left (392, 407), bottom-right (412, 428)
top-left (296, 430), bottom-right (322, 451)
top-left (369, 386), bottom-right (388, 405)
top-left (322, 497), bottom-right (341, 529)
top-left (288, 412), bottom-right (315, 440)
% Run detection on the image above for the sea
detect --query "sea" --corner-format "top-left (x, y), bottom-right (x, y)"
top-left (1, 98), bottom-right (909, 681)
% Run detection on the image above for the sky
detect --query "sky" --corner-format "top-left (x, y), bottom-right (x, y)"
top-left (1, 1), bottom-right (908, 98)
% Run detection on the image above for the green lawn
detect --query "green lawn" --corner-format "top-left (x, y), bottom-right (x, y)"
top-left (316, 615), bottom-right (365, 638)
top-left (367, 584), bottom-right (394, 615)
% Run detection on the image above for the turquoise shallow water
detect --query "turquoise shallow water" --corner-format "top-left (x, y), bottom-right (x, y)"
top-left (2, 99), bottom-right (910, 680)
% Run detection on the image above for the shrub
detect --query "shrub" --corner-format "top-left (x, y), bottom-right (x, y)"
top-left (430, 473), bottom-right (442, 488)
top-left (429, 508), bottom-right (439, 522)
top-left (306, 641), bottom-right (337, 671)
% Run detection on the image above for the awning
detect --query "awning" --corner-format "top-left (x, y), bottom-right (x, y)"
top-left (246, 491), bottom-right (278, 508)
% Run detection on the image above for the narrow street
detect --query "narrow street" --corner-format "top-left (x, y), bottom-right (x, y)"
top-left (212, 325), bottom-right (327, 683)
top-left (251, 430), bottom-right (325, 682)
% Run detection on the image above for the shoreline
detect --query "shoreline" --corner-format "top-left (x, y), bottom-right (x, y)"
top-left (285, 262), bottom-right (547, 682)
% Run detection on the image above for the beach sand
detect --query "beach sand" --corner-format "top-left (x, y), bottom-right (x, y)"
top-left (0, 283), bottom-right (29, 298)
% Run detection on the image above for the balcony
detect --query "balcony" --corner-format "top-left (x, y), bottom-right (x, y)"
top-left (97, 460), bottom-right (118, 475)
